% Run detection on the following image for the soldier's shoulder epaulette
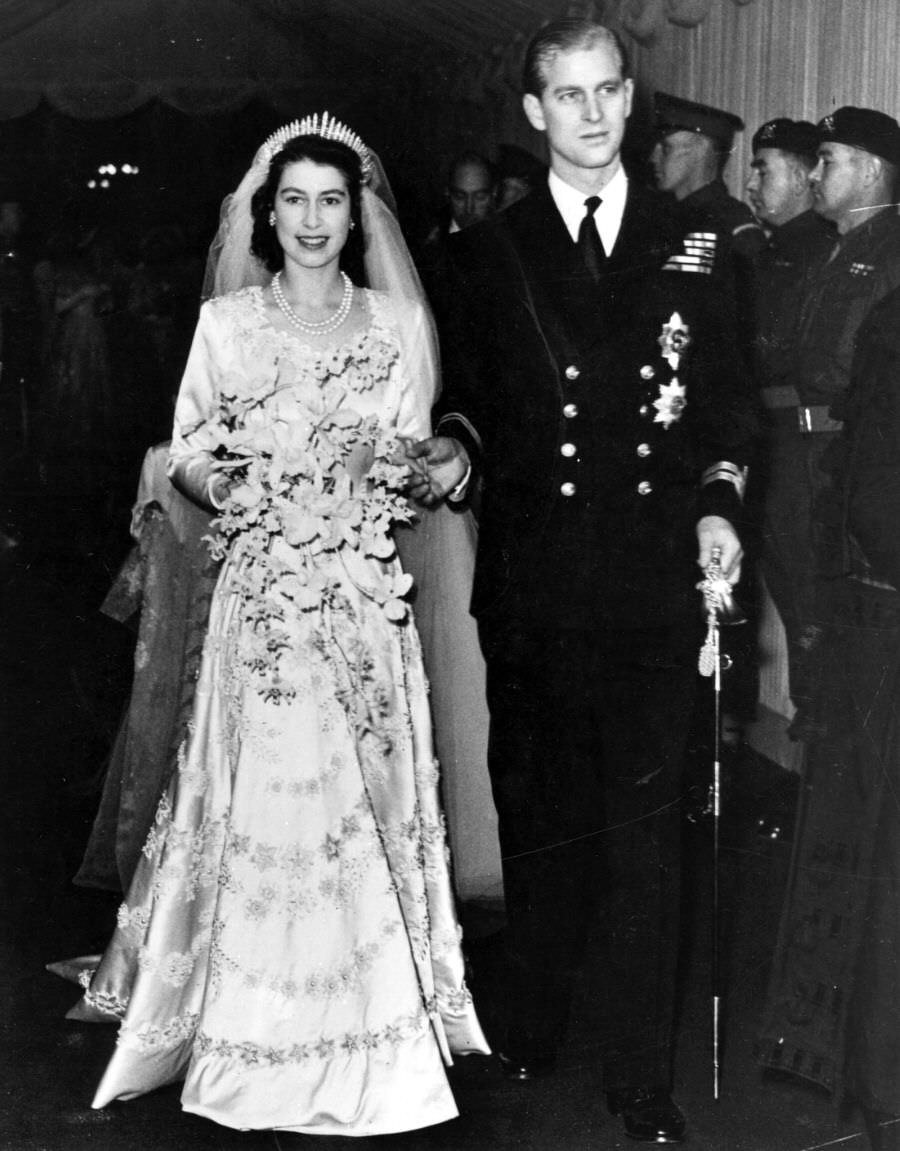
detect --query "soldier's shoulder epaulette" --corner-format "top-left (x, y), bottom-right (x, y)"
top-left (663, 231), bottom-right (717, 274)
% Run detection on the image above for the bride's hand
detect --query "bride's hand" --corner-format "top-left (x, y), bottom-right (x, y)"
top-left (404, 436), bottom-right (469, 505)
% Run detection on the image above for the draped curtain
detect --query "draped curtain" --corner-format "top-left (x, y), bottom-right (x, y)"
top-left (627, 0), bottom-right (900, 196)
top-left (429, 0), bottom-right (900, 200)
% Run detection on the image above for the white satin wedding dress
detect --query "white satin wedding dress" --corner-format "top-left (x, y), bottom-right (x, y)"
top-left (63, 286), bottom-right (488, 1135)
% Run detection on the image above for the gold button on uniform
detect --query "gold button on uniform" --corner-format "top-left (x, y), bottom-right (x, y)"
top-left (560, 442), bottom-right (577, 457)
top-left (565, 365), bottom-right (580, 381)
top-left (560, 482), bottom-right (576, 497)
top-left (640, 365), bottom-right (656, 380)
top-left (563, 403), bottom-right (578, 418)
top-left (636, 443), bottom-right (651, 458)
top-left (637, 480), bottom-right (653, 495)
top-left (639, 405), bottom-right (649, 416)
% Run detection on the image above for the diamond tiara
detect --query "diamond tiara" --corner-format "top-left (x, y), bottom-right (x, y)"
top-left (258, 112), bottom-right (373, 178)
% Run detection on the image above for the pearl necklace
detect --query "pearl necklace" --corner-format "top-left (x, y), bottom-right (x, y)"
top-left (271, 270), bottom-right (354, 335)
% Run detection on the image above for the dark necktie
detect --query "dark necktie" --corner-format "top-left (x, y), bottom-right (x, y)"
top-left (577, 195), bottom-right (605, 281)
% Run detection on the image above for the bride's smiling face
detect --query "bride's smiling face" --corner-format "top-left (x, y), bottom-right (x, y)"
top-left (273, 159), bottom-right (351, 272)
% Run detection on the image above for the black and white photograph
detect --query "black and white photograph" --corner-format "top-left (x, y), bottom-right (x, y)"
top-left (2, 2), bottom-right (899, 1149)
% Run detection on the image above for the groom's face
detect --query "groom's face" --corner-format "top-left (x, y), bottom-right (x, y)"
top-left (523, 41), bottom-right (633, 183)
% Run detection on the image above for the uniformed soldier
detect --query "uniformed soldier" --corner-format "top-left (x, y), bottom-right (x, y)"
top-left (762, 105), bottom-right (900, 727)
top-left (746, 118), bottom-right (834, 385)
top-left (651, 94), bottom-right (765, 256)
top-left (651, 92), bottom-right (765, 368)
top-left (408, 16), bottom-right (757, 1145)
top-left (759, 283), bottom-right (900, 1151)
top-left (743, 120), bottom-right (834, 740)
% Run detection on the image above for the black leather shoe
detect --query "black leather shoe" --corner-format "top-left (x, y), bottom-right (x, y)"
top-left (607, 1087), bottom-right (686, 1143)
top-left (497, 1050), bottom-right (557, 1081)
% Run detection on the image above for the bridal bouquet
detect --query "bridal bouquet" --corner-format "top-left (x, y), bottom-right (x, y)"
top-left (202, 349), bottom-right (415, 702)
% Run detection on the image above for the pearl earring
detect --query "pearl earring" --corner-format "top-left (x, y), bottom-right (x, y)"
top-left (268, 211), bottom-right (276, 226)
top-left (349, 220), bottom-right (356, 230)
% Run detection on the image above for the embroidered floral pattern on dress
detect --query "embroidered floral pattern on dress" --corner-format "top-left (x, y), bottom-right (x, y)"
top-left (193, 1006), bottom-right (429, 1068)
top-left (207, 932), bottom-right (385, 1005)
top-left (194, 297), bottom-right (418, 706)
top-left (147, 814), bottom-right (229, 902)
top-left (223, 814), bottom-right (378, 880)
top-left (174, 735), bottom-right (214, 790)
top-left (73, 289), bottom-right (488, 1123)
top-left (127, 1011), bottom-right (200, 1053)
top-left (440, 987), bottom-right (476, 1015)
top-left (263, 753), bottom-right (343, 797)
top-left (141, 791), bottom-right (173, 859)
top-left (243, 888), bottom-right (276, 922)
top-left (83, 983), bottom-right (129, 1019)
top-left (137, 923), bottom-right (211, 987)
top-left (433, 920), bottom-right (464, 950)
top-left (416, 757), bottom-right (442, 788)
top-left (304, 941), bottom-right (381, 1000)
top-left (117, 903), bottom-right (152, 935)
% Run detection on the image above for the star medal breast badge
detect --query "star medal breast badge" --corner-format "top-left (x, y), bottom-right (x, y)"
top-left (653, 312), bottom-right (690, 428)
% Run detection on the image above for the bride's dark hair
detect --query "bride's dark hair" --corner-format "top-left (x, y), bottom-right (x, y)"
top-left (250, 136), bottom-right (365, 280)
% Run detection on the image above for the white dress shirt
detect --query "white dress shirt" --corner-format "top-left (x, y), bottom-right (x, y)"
top-left (548, 163), bottom-right (628, 257)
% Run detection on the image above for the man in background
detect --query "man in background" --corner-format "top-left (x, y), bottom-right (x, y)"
top-left (651, 92), bottom-right (766, 266)
top-left (747, 117), bottom-right (833, 384)
top-left (745, 118), bottom-right (833, 719)
top-left (418, 151), bottom-right (497, 316)
top-left (650, 95), bottom-right (766, 737)
top-left (444, 151), bottom-right (498, 232)
top-left (764, 106), bottom-right (900, 730)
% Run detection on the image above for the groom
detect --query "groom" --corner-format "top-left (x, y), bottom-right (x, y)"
top-left (409, 16), bottom-right (757, 1144)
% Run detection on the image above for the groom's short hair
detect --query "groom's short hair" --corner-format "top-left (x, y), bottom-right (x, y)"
top-left (522, 17), bottom-right (631, 97)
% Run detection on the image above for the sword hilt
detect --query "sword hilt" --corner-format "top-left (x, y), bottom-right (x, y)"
top-left (700, 545), bottom-right (746, 625)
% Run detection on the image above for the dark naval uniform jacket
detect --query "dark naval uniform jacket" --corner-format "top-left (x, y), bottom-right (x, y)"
top-left (435, 176), bottom-right (758, 631)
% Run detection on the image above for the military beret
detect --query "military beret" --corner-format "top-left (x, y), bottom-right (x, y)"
top-left (817, 106), bottom-right (900, 165)
top-left (751, 119), bottom-right (820, 165)
top-left (654, 92), bottom-right (744, 149)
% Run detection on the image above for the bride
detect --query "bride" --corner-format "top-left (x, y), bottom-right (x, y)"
top-left (62, 114), bottom-right (488, 1135)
